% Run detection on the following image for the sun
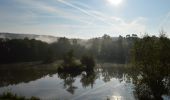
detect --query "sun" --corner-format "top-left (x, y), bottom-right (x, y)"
top-left (107, 0), bottom-right (123, 6)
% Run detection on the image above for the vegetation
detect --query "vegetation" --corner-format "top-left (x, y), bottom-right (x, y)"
top-left (0, 34), bottom-right (137, 64)
top-left (81, 55), bottom-right (95, 70)
top-left (2, 33), bottom-right (170, 99)
top-left (131, 34), bottom-right (170, 100)
top-left (58, 50), bottom-right (83, 72)
top-left (88, 34), bottom-right (135, 63)
top-left (0, 92), bottom-right (39, 100)
top-left (0, 34), bottom-right (170, 100)
top-left (0, 38), bottom-right (48, 63)
top-left (58, 50), bottom-right (96, 73)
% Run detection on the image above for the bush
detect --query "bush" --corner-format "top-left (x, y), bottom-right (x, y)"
top-left (81, 55), bottom-right (95, 70)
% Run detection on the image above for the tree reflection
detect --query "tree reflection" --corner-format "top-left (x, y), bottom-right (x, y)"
top-left (57, 70), bottom-right (98, 94)
top-left (64, 77), bottom-right (77, 94)
top-left (57, 71), bottom-right (80, 94)
top-left (99, 64), bottom-right (127, 83)
top-left (130, 68), bottom-right (170, 100)
top-left (80, 71), bottom-right (97, 88)
top-left (57, 64), bottom-right (130, 95)
top-left (0, 68), bottom-right (57, 87)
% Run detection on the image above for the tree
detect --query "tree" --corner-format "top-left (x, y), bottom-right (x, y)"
top-left (63, 49), bottom-right (74, 65)
top-left (131, 34), bottom-right (170, 100)
top-left (81, 55), bottom-right (95, 70)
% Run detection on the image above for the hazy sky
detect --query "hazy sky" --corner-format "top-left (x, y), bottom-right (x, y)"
top-left (0, 0), bottom-right (170, 38)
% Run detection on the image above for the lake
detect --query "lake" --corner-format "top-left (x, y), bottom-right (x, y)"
top-left (0, 63), bottom-right (169, 100)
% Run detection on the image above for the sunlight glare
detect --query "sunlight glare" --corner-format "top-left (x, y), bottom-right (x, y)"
top-left (107, 0), bottom-right (123, 6)
top-left (111, 96), bottom-right (122, 100)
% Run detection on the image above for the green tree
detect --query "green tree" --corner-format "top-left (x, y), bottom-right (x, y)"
top-left (81, 55), bottom-right (95, 70)
top-left (131, 34), bottom-right (170, 100)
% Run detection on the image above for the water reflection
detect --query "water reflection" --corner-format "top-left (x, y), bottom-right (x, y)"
top-left (57, 71), bottom-right (80, 94)
top-left (80, 71), bottom-right (97, 88)
top-left (0, 63), bottom-right (169, 100)
top-left (129, 66), bottom-right (170, 100)
top-left (100, 65), bottom-right (127, 83)
top-left (0, 69), bottom-right (57, 87)
top-left (57, 70), bottom-right (97, 94)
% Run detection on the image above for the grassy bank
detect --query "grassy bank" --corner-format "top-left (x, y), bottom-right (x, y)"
top-left (0, 92), bottom-right (40, 100)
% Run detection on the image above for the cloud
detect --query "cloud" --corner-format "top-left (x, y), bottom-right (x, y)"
top-left (56, 0), bottom-right (147, 33)
top-left (1, 0), bottom-right (147, 38)
top-left (12, 0), bottom-right (93, 24)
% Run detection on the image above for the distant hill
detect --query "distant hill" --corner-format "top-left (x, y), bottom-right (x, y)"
top-left (0, 33), bottom-right (122, 47)
top-left (0, 33), bottom-right (58, 43)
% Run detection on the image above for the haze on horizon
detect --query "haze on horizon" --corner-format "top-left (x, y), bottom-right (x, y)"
top-left (0, 0), bottom-right (170, 39)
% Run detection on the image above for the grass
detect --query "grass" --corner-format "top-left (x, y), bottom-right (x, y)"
top-left (0, 92), bottom-right (40, 100)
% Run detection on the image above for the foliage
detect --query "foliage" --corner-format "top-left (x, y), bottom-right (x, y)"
top-left (0, 37), bottom-right (86, 64)
top-left (131, 34), bottom-right (170, 100)
top-left (58, 50), bottom-right (83, 72)
top-left (88, 34), bottom-right (137, 63)
top-left (0, 92), bottom-right (40, 100)
top-left (132, 34), bottom-right (170, 76)
top-left (0, 38), bottom-right (48, 63)
top-left (58, 50), bottom-right (96, 72)
top-left (80, 55), bottom-right (95, 70)
top-left (0, 34), bottom-right (137, 64)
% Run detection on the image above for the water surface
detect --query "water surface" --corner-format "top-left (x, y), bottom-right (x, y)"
top-left (0, 63), bottom-right (135, 100)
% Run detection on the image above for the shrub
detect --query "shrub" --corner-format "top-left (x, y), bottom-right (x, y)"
top-left (81, 55), bottom-right (95, 70)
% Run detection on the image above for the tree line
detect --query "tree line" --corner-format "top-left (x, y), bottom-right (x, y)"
top-left (131, 34), bottom-right (170, 100)
top-left (0, 34), bottom-right (137, 64)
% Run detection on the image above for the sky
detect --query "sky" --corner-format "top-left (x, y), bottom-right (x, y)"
top-left (0, 0), bottom-right (170, 38)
